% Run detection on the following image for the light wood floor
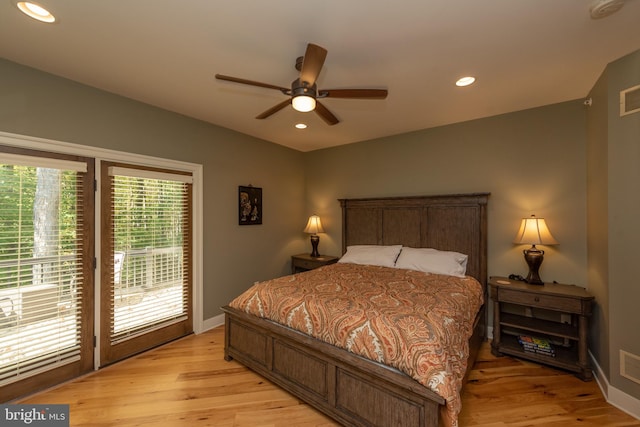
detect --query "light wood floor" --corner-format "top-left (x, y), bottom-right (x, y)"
top-left (18, 326), bottom-right (640, 426)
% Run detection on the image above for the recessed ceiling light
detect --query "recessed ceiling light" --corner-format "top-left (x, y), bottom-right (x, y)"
top-left (295, 123), bottom-right (307, 129)
top-left (455, 76), bottom-right (476, 87)
top-left (16, 2), bottom-right (56, 23)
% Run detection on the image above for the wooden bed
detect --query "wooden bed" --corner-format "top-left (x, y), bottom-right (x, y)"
top-left (222, 193), bottom-right (489, 427)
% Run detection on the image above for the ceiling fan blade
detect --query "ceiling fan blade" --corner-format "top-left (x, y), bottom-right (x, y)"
top-left (215, 74), bottom-right (289, 92)
top-left (256, 99), bottom-right (292, 119)
top-left (319, 89), bottom-right (388, 99)
top-left (299, 43), bottom-right (327, 87)
top-left (314, 101), bottom-right (339, 126)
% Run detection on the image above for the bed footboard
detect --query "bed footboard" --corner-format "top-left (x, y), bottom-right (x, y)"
top-left (222, 306), bottom-right (445, 427)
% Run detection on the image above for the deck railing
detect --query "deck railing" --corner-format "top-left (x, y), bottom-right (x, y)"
top-left (0, 246), bottom-right (183, 328)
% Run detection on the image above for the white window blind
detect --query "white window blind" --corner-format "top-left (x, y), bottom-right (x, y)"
top-left (108, 168), bottom-right (191, 344)
top-left (0, 152), bottom-right (88, 173)
top-left (0, 162), bottom-right (85, 386)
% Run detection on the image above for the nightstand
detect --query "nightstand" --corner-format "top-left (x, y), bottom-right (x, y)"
top-left (291, 253), bottom-right (339, 274)
top-left (489, 276), bottom-right (594, 381)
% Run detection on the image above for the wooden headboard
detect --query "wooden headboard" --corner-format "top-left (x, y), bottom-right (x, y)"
top-left (339, 193), bottom-right (489, 285)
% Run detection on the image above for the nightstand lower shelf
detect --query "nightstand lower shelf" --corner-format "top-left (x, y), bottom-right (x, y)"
top-left (496, 335), bottom-right (581, 374)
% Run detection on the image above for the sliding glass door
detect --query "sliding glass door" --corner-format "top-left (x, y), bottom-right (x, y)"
top-left (0, 143), bottom-right (197, 398)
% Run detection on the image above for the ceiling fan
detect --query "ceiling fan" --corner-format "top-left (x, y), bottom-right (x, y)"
top-left (215, 43), bottom-right (388, 126)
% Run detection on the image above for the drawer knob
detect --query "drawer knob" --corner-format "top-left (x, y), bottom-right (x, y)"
top-left (534, 297), bottom-right (540, 302)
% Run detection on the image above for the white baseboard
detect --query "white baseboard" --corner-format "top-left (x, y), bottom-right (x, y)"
top-left (201, 313), bottom-right (225, 332)
top-left (591, 351), bottom-right (640, 420)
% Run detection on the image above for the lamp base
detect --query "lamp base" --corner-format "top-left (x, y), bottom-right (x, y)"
top-left (523, 245), bottom-right (545, 285)
top-left (310, 234), bottom-right (320, 258)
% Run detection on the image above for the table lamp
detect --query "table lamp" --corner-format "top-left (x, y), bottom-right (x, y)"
top-left (513, 214), bottom-right (558, 285)
top-left (303, 215), bottom-right (324, 257)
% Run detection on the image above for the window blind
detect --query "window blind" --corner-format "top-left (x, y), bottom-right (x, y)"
top-left (0, 162), bottom-right (85, 386)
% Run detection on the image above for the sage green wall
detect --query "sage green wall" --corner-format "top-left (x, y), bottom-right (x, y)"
top-left (586, 49), bottom-right (640, 401)
top-left (304, 100), bottom-right (588, 288)
top-left (595, 49), bottom-right (640, 398)
top-left (0, 58), bottom-right (307, 320)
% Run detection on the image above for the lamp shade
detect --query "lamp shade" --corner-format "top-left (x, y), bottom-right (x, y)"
top-left (303, 215), bottom-right (324, 234)
top-left (513, 215), bottom-right (558, 245)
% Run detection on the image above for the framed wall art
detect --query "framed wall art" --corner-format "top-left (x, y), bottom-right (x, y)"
top-left (238, 185), bottom-right (262, 225)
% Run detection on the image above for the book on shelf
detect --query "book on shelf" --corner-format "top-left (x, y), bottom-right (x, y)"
top-left (518, 335), bottom-right (556, 357)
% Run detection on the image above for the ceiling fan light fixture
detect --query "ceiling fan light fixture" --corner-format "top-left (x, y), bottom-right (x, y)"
top-left (215, 43), bottom-right (386, 125)
top-left (16, 1), bottom-right (56, 23)
top-left (292, 95), bottom-right (316, 112)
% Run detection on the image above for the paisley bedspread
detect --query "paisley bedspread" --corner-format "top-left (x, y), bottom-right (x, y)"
top-left (228, 262), bottom-right (484, 427)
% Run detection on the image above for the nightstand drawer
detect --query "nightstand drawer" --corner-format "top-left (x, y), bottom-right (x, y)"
top-left (499, 288), bottom-right (582, 313)
top-left (295, 259), bottom-right (319, 270)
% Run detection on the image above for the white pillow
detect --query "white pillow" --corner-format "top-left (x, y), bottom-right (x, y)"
top-left (338, 245), bottom-right (402, 268)
top-left (394, 247), bottom-right (468, 277)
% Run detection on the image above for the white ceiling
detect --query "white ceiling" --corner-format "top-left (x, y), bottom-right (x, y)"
top-left (1, 1), bottom-right (639, 152)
